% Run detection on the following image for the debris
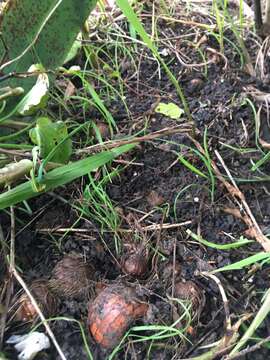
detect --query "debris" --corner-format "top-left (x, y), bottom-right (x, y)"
top-left (6, 332), bottom-right (50, 360)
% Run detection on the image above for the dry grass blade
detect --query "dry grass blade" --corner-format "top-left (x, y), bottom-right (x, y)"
top-left (77, 123), bottom-right (194, 154)
top-left (36, 221), bottom-right (192, 235)
top-left (189, 135), bottom-right (270, 251)
top-left (215, 150), bottom-right (270, 252)
top-left (255, 37), bottom-right (270, 81)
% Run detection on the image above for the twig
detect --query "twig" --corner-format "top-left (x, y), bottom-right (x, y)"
top-left (9, 198), bottom-right (15, 269)
top-left (77, 124), bottom-right (194, 154)
top-left (0, 148), bottom-right (31, 158)
top-left (37, 221), bottom-right (192, 235)
top-left (140, 14), bottom-right (216, 30)
top-left (10, 269), bottom-right (67, 360)
top-left (173, 46), bottom-right (215, 68)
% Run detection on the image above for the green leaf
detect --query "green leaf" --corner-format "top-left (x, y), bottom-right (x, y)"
top-left (178, 156), bottom-right (208, 179)
top-left (187, 230), bottom-right (253, 250)
top-left (0, 0), bottom-right (97, 117)
top-left (0, 144), bottom-right (136, 210)
top-left (64, 33), bottom-right (82, 64)
top-left (155, 102), bottom-right (184, 120)
top-left (29, 117), bottom-right (72, 164)
top-left (212, 252), bottom-right (270, 273)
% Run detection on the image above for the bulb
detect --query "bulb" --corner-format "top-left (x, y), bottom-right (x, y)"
top-left (88, 284), bottom-right (148, 348)
top-left (121, 244), bottom-right (148, 278)
top-left (49, 252), bottom-right (94, 299)
top-left (174, 281), bottom-right (205, 317)
top-left (15, 280), bottom-right (58, 323)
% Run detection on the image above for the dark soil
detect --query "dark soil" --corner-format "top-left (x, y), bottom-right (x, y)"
top-left (1, 2), bottom-right (270, 360)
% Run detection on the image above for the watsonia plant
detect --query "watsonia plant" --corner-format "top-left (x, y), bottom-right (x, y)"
top-left (0, 0), bottom-right (139, 210)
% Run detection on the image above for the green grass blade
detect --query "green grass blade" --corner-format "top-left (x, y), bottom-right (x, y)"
top-left (115, 0), bottom-right (192, 122)
top-left (212, 252), bottom-right (270, 273)
top-left (0, 144), bottom-right (135, 209)
top-left (178, 156), bottom-right (208, 179)
top-left (187, 230), bottom-right (253, 250)
top-left (230, 289), bottom-right (270, 355)
top-left (203, 128), bottom-right (215, 202)
top-left (251, 152), bottom-right (270, 171)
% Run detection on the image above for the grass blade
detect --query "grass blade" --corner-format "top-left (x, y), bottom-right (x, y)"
top-left (115, 0), bottom-right (192, 122)
top-left (187, 230), bottom-right (253, 250)
top-left (230, 289), bottom-right (270, 355)
top-left (0, 144), bottom-right (135, 209)
top-left (212, 252), bottom-right (270, 273)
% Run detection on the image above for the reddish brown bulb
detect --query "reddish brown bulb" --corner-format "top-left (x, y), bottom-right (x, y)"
top-left (88, 284), bottom-right (148, 348)
top-left (121, 244), bottom-right (148, 278)
top-left (15, 279), bottom-right (58, 323)
top-left (174, 281), bottom-right (205, 316)
top-left (49, 253), bottom-right (94, 299)
top-left (121, 252), bottom-right (148, 278)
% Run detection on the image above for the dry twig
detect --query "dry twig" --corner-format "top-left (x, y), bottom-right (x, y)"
top-left (77, 124), bottom-right (194, 154)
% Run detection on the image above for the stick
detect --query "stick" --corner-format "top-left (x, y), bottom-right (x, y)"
top-left (37, 221), bottom-right (192, 234)
top-left (10, 269), bottom-right (67, 360)
top-left (77, 124), bottom-right (194, 154)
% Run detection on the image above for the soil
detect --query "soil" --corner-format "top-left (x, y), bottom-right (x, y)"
top-left (1, 1), bottom-right (270, 360)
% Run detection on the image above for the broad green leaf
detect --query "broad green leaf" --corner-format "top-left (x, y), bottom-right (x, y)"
top-left (0, 0), bottom-right (97, 117)
top-left (0, 144), bottom-right (136, 209)
top-left (64, 34), bottom-right (82, 64)
top-left (155, 102), bottom-right (184, 120)
top-left (29, 117), bottom-right (72, 164)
